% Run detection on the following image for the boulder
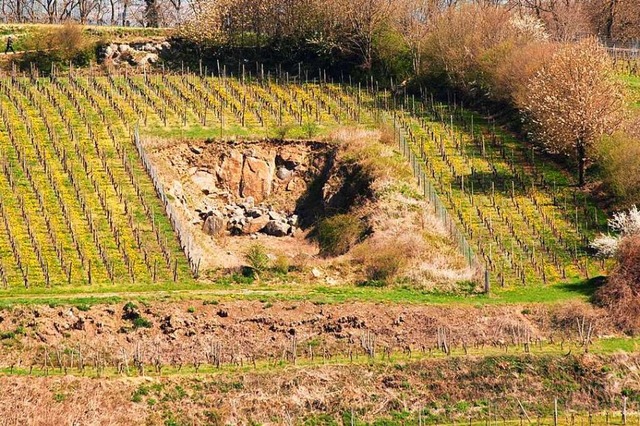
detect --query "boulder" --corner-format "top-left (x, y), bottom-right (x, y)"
top-left (202, 214), bottom-right (226, 236)
top-left (276, 166), bottom-right (293, 181)
top-left (243, 215), bottom-right (270, 234)
top-left (168, 180), bottom-right (187, 205)
top-left (118, 44), bottom-right (131, 53)
top-left (246, 208), bottom-right (263, 218)
top-left (263, 220), bottom-right (290, 237)
top-left (137, 53), bottom-right (159, 65)
top-left (218, 150), bottom-right (244, 196)
top-left (191, 170), bottom-right (217, 195)
top-left (286, 179), bottom-right (298, 191)
top-left (103, 44), bottom-right (117, 58)
top-left (240, 196), bottom-right (255, 210)
top-left (268, 211), bottom-right (284, 222)
top-left (241, 156), bottom-right (273, 202)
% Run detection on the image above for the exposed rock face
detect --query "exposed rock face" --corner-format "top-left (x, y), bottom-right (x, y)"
top-left (240, 156), bottom-right (273, 201)
top-left (98, 40), bottom-right (170, 67)
top-left (218, 150), bottom-right (244, 196)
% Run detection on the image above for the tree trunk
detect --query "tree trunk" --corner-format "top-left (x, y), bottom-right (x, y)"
top-left (145, 0), bottom-right (159, 27)
top-left (605, 0), bottom-right (617, 41)
top-left (577, 139), bottom-right (586, 187)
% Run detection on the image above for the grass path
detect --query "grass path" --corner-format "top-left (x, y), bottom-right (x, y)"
top-left (0, 275), bottom-right (601, 308)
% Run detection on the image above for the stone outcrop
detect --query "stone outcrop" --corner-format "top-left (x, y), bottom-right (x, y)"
top-left (98, 40), bottom-right (170, 66)
top-left (198, 200), bottom-right (298, 238)
top-left (240, 156), bottom-right (274, 201)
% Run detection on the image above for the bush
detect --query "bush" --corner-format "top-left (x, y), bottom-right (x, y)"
top-left (302, 121), bottom-right (319, 139)
top-left (18, 23), bottom-right (96, 72)
top-left (271, 124), bottom-right (293, 140)
top-left (272, 254), bottom-right (290, 275)
top-left (132, 317), bottom-right (153, 329)
top-left (598, 132), bottom-right (640, 203)
top-left (364, 247), bottom-right (407, 283)
top-left (316, 214), bottom-right (366, 256)
top-left (122, 302), bottom-right (140, 320)
top-left (244, 243), bottom-right (270, 273)
top-left (596, 234), bottom-right (640, 334)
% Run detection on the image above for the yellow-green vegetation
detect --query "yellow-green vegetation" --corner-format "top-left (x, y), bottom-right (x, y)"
top-left (624, 74), bottom-right (640, 110)
top-left (0, 337), bottom-right (637, 379)
top-left (394, 100), bottom-right (608, 288)
top-left (0, 23), bottom-right (170, 47)
top-left (0, 75), bottom-right (190, 290)
top-left (0, 72), bottom-right (612, 298)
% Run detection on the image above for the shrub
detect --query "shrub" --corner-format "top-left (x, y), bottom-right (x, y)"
top-left (19, 23), bottom-right (96, 71)
top-left (596, 234), bottom-right (640, 334)
top-left (122, 302), bottom-right (140, 320)
top-left (591, 205), bottom-right (640, 257)
top-left (132, 317), bottom-right (153, 329)
top-left (598, 132), bottom-right (640, 203)
top-left (316, 214), bottom-right (366, 256)
top-left (302, 121), bottom-right (319, 139)
top-left (272, 124), bottom-right (293, 140)
top-left (244, 243), bottom-right (270, 273)
top-left (272, 254), bottom-right (290, 275)
top-left (364, 247), bottom-right (407, 283)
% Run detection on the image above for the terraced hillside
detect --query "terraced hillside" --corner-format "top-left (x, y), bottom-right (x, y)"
top-left (0, 72), bottom-right (377, 291)
top-left (391, 101), bottom-right (606, 287)
top-left (0, 75), bottom-right (368, 292)
top-left (0, 75), bottom-right (190, 289)
top-left (0, 71), bottom-right (608, 292)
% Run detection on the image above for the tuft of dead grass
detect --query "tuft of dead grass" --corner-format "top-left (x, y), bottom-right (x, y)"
top-left (596, 234), bottom-right (640, 334)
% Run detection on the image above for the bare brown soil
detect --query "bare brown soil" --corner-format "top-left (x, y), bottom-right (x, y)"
top-left (0, 299), bottom-right (615, 367)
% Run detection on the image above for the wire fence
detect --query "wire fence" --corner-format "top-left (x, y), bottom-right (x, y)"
top-left (133, 126), bottom-right (201, 278)
top-left (392, 117), bottom-right (486, 288)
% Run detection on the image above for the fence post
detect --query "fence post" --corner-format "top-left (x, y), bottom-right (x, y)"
top-left (484, 268), bottom-right (490, 294)
top-left (554, 398), bottom-right (559, 426)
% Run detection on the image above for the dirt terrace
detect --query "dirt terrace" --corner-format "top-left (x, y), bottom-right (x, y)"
top-left (0, 300), bottom-right (614, 366)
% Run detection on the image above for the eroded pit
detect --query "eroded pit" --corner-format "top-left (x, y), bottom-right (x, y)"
top-left (147, 138), bottom-right (373, 272)
top-left (145, 132), bottom-right (473, 288)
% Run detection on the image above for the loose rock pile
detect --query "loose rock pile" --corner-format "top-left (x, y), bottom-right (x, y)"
top-left (99, 41), bottom-right (170, 66)
top-left (199, 197), bottom-right (299, 238)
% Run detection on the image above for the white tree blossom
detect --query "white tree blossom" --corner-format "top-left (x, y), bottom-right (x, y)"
top-left (591, 205), bottom-right (640, 257)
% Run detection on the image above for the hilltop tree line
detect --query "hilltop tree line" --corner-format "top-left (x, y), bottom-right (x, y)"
top-left (1, 0), bottom-right (639, 45)
top-left (0, 0), bottom-right (205, 26)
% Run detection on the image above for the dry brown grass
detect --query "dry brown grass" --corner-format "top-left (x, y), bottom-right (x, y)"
top-left (325, 126), bottom-right (473, 287)
top-left (0, 348), bottom-right (636, 425)
top-left (596, 234), bottom-right (640, 334)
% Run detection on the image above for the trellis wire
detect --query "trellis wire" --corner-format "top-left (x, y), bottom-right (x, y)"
top-left (133, 126), bottom-right (200, 278)
top-left (393, 119), bottom-right (485, 281)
